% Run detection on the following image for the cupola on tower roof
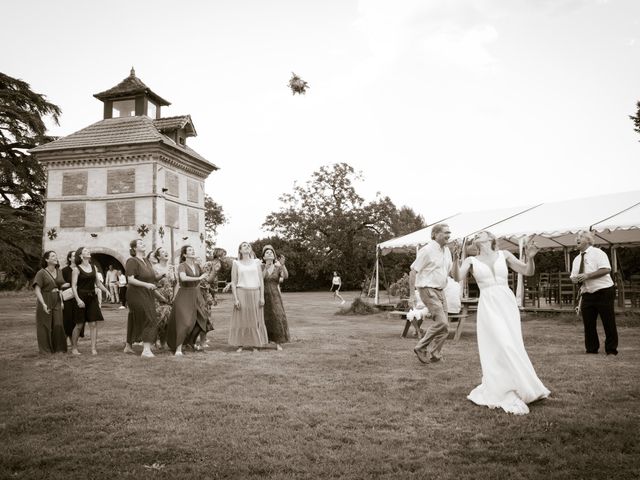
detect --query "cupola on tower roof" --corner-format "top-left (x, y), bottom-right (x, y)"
top-left (94, 67), bottom-right (170, 120)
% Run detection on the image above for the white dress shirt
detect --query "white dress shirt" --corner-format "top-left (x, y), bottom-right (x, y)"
top-left (411, 241), bottom-right (452, 289)
top-left (570, 246), bottom-right (614, 294)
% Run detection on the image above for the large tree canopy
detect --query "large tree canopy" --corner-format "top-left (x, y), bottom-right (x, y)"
top-left (0, 72), bottom-right (61, 286)
top-left (263, 163), bottom-right (425, 289)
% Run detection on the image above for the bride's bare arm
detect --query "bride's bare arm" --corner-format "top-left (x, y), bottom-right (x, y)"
top-left (452, 257), bottom-right (473, 282)
top-left (504, 250), bottom-right (535, 276)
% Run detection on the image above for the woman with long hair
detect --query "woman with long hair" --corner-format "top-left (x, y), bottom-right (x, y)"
top-left (123, 239), bottom-right (163, 358)
top-left (152, 246), bottom-right (177, 350)
top-left (71, 247), bottom-right (110, 355)
top-left (261, 245), bottom-right (290, 351)
top-left (453, 231), bottom-right (550, 415)
top-left (61, 250), bottom-right (83, 343)
top-left (228, 242), bottom-right (268, 352)
top-left (166, 245), bottom-right (211, 356)
top-left (33, 251), bottom-right (67, 353)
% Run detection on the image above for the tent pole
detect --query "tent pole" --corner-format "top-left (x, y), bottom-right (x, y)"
top-left (375, 247), bottom-right (380, 305)
top-left (516, 237), bottom-right (525, 308)
top-left (563, 247), bottom-right (570, 272)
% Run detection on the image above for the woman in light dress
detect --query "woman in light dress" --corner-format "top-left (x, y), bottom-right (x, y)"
top-left (453, 231), bottom-right (550, 415)
top-left (228, 242), bottom-right (268, 352)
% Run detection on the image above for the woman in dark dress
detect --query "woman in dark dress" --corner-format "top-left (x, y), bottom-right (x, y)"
top-left (71, 247), bottom-right (110, 355)
top-left (33, 251), bottom-right (67, 353)
top-left (167, 245), bottom-right (211, 356)
top-left (61, 250), bottom-right (83, 343)
top-left (123, 239), bottom-right (163, 358)
top-left (261, 245), bottom-right (290, 350)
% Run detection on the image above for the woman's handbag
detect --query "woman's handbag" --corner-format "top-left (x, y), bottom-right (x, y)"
top-left (61, 288), bottom-right (74, 301)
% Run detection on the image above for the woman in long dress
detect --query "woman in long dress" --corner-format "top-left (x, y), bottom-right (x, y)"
top-left (71, 247), bottom-right (110, 355)
top-left (123, 239), bottom-right (161, 358)
top-left (152, 247), bottom-right (177, 350)
top-left (166, 245), bottom-right (210, 356)
top-left (33, 251), bottom-right (67, 353)
top-left (453, 231), bottom-right (550, 415)
top-left (61, 250), bottom-right (83, 342)
top-left (261, 245), bottom-right (290, 350)
top-left (228, 242), bottom-right (268, 352)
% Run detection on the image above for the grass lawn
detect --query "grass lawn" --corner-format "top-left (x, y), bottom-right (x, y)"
top-left (0, 290), bottom-right (639, 479)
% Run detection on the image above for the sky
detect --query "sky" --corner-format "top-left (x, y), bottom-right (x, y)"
top-left (3, 0), bottom-right (639, 252)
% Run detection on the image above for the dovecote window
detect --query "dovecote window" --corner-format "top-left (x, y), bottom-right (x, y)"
top-left (147, 101), bottom-right (157, 119)
top-left (187, 209), bottom-right (199, 232)
top-left (112, 99), bottom-right (135, 117)
top-left (60, 203), bottom-right (86, 227)
top-left (62, 172), bottom-right (88, 196)
top-left (187, 180), bottom-right (198, 203)
top-left (165, 203), bottom-right (179, 228)
top-left (107, 168), bottom-right (135, 194)
top-left (106, 200), bottom-right (135, 226)
top-left (165, 171), bottom-right (179, 197)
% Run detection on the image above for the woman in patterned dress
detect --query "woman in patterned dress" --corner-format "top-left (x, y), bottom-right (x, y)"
top-left (261, 245), bottom-right (290, 350)
top-left (166, 245), bottom-right (211, 356)
top-left (152, 247), bottom-right (177, 350)
top-left (71, 247), bottom-right (110, 355)
top-left (33, 251), bottom-right (67, 353)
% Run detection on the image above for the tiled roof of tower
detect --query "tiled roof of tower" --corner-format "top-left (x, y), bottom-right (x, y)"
top-left (29, 116), bottom-right (216, 169)
top-left (93, 68), bottom-right (170, 106)
top-left (153, 115), bottom-right (197, 137)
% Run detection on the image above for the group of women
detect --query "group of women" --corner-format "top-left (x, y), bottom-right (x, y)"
top-left (34, 248), bottom-right (110, 355)
top-left (32, 240), bottom-right (291, 357)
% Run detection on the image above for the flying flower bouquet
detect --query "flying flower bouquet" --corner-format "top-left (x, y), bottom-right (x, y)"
top-left (288, 72), bottom-right (309, 95)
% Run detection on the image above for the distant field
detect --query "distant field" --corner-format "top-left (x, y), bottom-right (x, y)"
top-left (0, 290), bottom-right (638, 479)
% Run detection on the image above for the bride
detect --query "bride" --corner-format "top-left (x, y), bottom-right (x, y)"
top-left (453, 231), bottom-right (550, 415)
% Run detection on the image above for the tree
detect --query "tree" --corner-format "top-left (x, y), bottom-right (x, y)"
top-left (0, 72), bottom-right (61, 287)
top-left (263, 163), bottom-right (424, 289)
top-left (203, 194), bottom-right (227, 260)
top-left (630, 101), bottom-right (640, 137)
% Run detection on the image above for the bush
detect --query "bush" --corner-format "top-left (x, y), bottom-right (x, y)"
top-left (336, 297), bottom-right (379, 315)
top-left (388, 273), bottom-right (410, 298)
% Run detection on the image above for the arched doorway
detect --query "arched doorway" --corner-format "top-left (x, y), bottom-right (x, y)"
top-left (91, 253), bottom-right (124, 277)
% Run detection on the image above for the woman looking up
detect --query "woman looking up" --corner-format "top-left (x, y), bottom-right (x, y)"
top-left (228, 242), bottom-right (268, 353)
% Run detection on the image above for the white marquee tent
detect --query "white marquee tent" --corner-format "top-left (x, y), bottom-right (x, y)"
top-left (374, 190), bottom-right (640, 304)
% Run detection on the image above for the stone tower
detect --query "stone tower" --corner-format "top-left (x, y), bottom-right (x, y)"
top-left (30, 68), bottom-right (218, 272)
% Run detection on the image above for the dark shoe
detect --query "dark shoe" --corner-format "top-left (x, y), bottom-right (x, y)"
top-left (606, 351), bottom-right (618, 356)
top-left (430, 355), bottom-right (443, 363)
top-left (413, 347), bottom-right (430, 364)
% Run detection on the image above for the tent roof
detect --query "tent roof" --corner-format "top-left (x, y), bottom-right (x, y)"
top-left (378, 204), bottom-right (539, 254)
top-left (378, 190), bottom-right (640, 254)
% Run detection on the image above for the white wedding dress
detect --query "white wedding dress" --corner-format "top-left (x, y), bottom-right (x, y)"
top-left (467, 251), bottom-right (550, 415)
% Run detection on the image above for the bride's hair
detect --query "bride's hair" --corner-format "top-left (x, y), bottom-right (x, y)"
top-left (473, 231), bottom-right (497, 251)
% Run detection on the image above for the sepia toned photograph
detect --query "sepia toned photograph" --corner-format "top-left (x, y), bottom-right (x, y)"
top-left (1, 1), bottom-right (639, 479)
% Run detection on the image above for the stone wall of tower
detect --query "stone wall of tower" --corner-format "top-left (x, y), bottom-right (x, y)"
top-left (154, 162), bottom-right (206, 261)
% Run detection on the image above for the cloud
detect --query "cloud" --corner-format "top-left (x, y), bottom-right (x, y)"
top-left (354, 0), bottom-right (500, 71)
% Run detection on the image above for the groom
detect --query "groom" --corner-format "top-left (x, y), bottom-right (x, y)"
top-left (409, 223), bottom-right (453, 364)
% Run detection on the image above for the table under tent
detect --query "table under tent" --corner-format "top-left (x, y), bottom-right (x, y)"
top-left (373, 190), bottom-right (640, 311)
